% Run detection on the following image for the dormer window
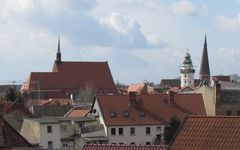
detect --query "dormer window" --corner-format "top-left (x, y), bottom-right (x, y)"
top-left (123, 111), bottom-right (129, 117)
top-left (110, 111), bottom-right (117, 118)
top-left (140, 111), bottom-right (145, 117)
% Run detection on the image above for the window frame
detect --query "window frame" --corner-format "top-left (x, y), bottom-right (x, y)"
top-left (47, 125), bottom-right (52, 133)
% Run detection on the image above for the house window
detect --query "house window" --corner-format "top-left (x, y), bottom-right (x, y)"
top-left (156, 126), bottom-right (161, 131)
top-left (47, 126), bottom-right (52, 133)
top-left (130, 142), bottom-right (135, 145)
top-left (130, 127), bottom-right (135, 135)
top-left (48, 141), bottom-right (53, 149)
top-left (146, 142), bottom-right (151, 145)
top-left (118, 128), bottom-right (124, 135)
top-left (62, 142), bottom-right (68, 148)
top-left (146, 127), bottom-right (151, 135)
top-left (226, 111), bottom-right (232, 116)
top-left (111, 128), bottom-right (116, 135)
top-left (60, 125), bottom-right (67, 132)
top-left (237, 111), bottom-right (240, 116)
top-left (119, 143), bottom-right (124, 145)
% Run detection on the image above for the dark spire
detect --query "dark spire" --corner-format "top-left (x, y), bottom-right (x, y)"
top-left (199, 34), bottom-right (210, 82)
top-left (56, 35), bottom-right (61, 64)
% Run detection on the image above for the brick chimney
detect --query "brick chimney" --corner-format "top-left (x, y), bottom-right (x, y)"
top-left (129, 91), bottom-right (137, 106)
top-left (168, 91), bottom-right (175, 105)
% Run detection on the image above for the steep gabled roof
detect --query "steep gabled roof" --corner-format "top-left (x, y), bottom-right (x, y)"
top-left (21, 61), bottom-right (117, 93)
top-left (83, 144), bottom-right (166, 150)
top-left (169, 116), bottom-right (240, 150)
top-left (127, 83), bottom-right (146, 94)
top-left (66, 109), bottom-right (90, 117)
top-left (0, 115), bottom-right (32, 147)
top-left (96, 94), bottom-right (206, 126)
top-left (199, 35), bottom-right (210, 78)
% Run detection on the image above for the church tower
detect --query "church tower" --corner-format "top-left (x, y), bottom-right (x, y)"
top-left (199, 35), bottom-right (210, 82)
top-left (180, 50), bottom-right (195, 88)
top-left (55, 36), bottom-right (61, 64)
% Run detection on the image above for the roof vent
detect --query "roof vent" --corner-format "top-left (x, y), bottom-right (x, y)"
top-left (140, 111), bottom-right (145, 117)
top-left (110, 111), bottom-right (117, 118)
top-left (123, 111), bottom-right (129, 117)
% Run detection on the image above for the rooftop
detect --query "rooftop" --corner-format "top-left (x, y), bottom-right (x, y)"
top-left (82, 144), bottom-right (166, 150)
top-left (169, 115), bottom-right (240, 150)
top-left (95, 93), bottom-right (206, 126)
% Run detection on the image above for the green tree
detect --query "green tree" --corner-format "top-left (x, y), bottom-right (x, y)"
top-left (4, 87), bottom-right (23, 102)
top-left (163, 115), bottom-right (181, 145)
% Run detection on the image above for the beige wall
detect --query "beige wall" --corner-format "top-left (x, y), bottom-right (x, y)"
top-left (40, 123), bottom-right (61, 149)
top-left (107, 125), bottom-right (164, 145)
top-left (196, 85), bottom-right (216, 115)
top-left (20, 119), bottom-right (40, 145)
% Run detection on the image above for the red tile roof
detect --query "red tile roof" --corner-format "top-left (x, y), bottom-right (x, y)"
top-left (169, 115), bottom-right (240, 150)
top-left (21, 61), bottom-right (117, 97)
top-left (82, 144), bottom-right (166, 150)
top-left (43, 98), bottom-right (72, 106)
top-left (127, 83), bottom-right (145, 94)
top-left (160, 79), bottom-right (201, 88)
top-left (66, 109), bottom-right (90, 117)
top-left (96, 93), bottom-right (206, 126)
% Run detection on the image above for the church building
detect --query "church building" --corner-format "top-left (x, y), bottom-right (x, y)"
top-left (21, 37), bottom-right (117, 100)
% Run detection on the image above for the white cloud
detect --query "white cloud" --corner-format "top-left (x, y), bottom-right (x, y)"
top-left (171, 0), bottom-right (197, 17)
top-left (217, 14), bottom-right (240, 32)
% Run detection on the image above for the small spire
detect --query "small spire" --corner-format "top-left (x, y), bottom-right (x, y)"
top-left (56, 35), bottom-right (61, 64)
top-left (58, 35), bottom-right (60, 53)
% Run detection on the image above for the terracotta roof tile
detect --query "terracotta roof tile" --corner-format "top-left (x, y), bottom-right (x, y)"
top-left (82, 144), bottom-right (166, 150)
top-left (66, 109), bottom-right (90, 117)
top-left (169, 115), bottom-right (240, 150)
top-left (127, 83), bottom-right (145, 93)
top-left (96, 93), bottom-right (206, 126)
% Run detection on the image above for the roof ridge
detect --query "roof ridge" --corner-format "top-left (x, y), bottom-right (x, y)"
top-left (188, 115), bottom-right (240, 118)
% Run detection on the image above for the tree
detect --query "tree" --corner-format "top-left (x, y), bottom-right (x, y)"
top-left (79, 82), bottom-right (95, 104)
top-left (4, 87), bottom-right (23, 102)
top-left (163, 115), bottom-right (181, 145)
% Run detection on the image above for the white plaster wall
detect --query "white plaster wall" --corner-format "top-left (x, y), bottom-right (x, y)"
top-left (93, 99), bottom-right (107, 137)
top-left (39, 123), bottom-right (61, 149)
top-left (60, 121), bottom-right (75, 139)
top-left (107, 125), bottom-right (164, 145)
top-left (196, 85), bottom-right (215, 115)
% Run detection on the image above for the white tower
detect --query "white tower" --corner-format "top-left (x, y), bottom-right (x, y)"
top-left (180, 50), bottom-right (195, 88)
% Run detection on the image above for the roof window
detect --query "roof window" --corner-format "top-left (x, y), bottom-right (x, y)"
top-left (140, 111), bottom-right (145, 117)
top-left (110, 111), bottom-right (117, 118)
top-left (123, 111), bottom-right (129, 117)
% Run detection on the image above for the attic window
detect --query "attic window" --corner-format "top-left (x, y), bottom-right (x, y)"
top-left (140, 112), bottom-right (145, 117)
top-left (123, 111), bottom-right (129, 117)
top-left (110, 111), bottom-right (117, 118)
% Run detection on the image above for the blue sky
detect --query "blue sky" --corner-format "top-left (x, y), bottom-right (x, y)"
top-left (0, 0), bottom-right (240, 84)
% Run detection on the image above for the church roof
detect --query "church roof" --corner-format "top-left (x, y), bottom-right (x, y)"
top-left (21, 61), bottom-right (117, 93)
top-left (200, 35), bottom-right (210, 76)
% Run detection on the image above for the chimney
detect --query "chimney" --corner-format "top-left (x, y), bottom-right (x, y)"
top-left (215, 82), bottom-right (221, 105)
top-left (168, 91), bottom-right (175, 104)
top-left (129, 92), bottom-right (137, 106)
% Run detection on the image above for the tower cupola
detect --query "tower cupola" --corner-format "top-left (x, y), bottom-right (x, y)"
top-left (180, 50), bottom-right (195, 88)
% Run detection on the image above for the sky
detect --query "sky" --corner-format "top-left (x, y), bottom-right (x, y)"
top-left (0, 0), bottom-right (240, 84)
